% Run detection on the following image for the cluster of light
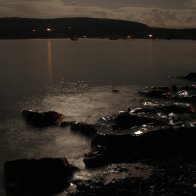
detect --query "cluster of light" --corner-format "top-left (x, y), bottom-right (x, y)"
top-left (134, 130), bottom-right (143, 135)
top-left (32, 29), bottom-right (36, 32)
top-left (148, 34), bottom-right (153, 38)
top-left (46, 28), bottom-right (52, 32)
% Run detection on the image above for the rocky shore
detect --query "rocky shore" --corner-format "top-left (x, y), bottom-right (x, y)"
top-left (4, 73), bottom-right (196, 195)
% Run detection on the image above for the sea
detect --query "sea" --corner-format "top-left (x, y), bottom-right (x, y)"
top-left (0, 38), bottom-right (196, 195)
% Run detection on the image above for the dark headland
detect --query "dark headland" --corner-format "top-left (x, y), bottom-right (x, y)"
top-left (0, 17), bottom-right (196, 40)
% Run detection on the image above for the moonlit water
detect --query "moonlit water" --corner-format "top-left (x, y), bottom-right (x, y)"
top-left (0, 39), bottom-right (196, 194)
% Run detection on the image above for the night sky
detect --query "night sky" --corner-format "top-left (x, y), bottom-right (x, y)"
top-left (0, 0), bottom-right (195, 28)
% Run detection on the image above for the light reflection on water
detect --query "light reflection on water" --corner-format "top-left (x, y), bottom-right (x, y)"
top-left (0, 39), bottom-right (196, 194)
top-left (47, 40), bottom-right (53, 82)
top-left (0, 82), bottom-right (143, 194)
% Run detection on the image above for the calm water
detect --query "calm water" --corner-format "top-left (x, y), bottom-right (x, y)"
top-left (0, 39), bottom-right (196, 195)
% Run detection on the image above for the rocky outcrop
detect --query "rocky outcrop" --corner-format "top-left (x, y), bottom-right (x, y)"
top-left (4, 157), bottom-right (78, 194)
top-left (178, 72), bottom-right (196, 81)
top-left (22, 110), bottom-right (64, 127)
top-left (84, 125), bottom-right (196, 168)
top-left (84, 88), bottom-right (196, 168)
top-left (113, 111), bottom-right (158, 129)
top-left (60, 121), bottom-right (97, 137)
top-left (138, 85), bottom-right (196, 102)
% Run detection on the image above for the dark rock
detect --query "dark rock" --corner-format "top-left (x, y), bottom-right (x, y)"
top-left (141, 102), bottom-right (192, 114)
top-left (71, 156), bottom-right (196, 196)
top-left (60, 121), bottom-right (76, 127)
top-left (178, 72), bottom-right (196, 81)
top-left (4, 157), bottom-right (78, 195)
top-left (112, 89), bottom-right (120, 93)
top-left (138, 89), bottom-right (170, 98)
top-left (172, 85), bottom-right (179, 92)
top-left (84, 126), bottom-right (196, 167)
top-left (72, 177), bottom-right (145, 196)
top-left (139, 85), bottom-right (196, 102)
top-left (22, 110), bottom-right (64, 127)
top-left (179, 85), bottom-right (196, 91)
top-left (174, 90), bottom-right (196, 102)
top-left (157, 103), bottom-right (192, 114)
top-left (84, 146), bottom-right (110, 168)
top-left (71, 122), bottom-right (97, 137)
top-left (60, 121), bottom-right (97, 137)
top-left (151, 86), bottom-right (170, 91)
top-left (113, 111), bottom-right (158, 129)
top-left (130, 107), bottom-right (157, 115)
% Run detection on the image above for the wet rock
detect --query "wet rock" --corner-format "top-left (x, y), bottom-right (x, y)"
top-left (112, 89), bottom-right (120, 93)
top-left (174, 90), bottom-right (196, 102)
top-left (178, 72), bottom-right (196, 81)
top-left (70, 156), bottom-right (196, 196)
top-left (113, 111), bottom-right (158, 129)
top-left (130, 107), bottom-right (157, 115)
top-left (84, 146), bottom-right (111, 168)
top-left (139, 85), bottom-right (196, 102)
top-left (157, 103), bottom-right (192, 114)
top-left (84, 126), bottom-right (196, 167)
top-left (71, 122), bottom-right (97, 137)
top-left (71, 177), bottom-right (145, 196)
top-left (22, 110), bottom-right (64, 127)
top-left (138, 89), bottom-right (170, 99)
top-left (60, 121), bottom-right (76, 127)
top-left (179, 85), bottom-right (196, 91)
top-left (4, 157), bottom-right (78, 195)
top-left (60, 121), bottom-right (97, 137)
top-left (151, 86), bottom-right (170, 91)
top-left (141, 102), bottom-right (192, 114)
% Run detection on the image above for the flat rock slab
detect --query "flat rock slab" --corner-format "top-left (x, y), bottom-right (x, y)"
top-left (4, 157), bottom-right (77, 195)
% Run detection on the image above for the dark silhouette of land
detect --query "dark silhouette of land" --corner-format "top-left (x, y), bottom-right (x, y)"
top-left (0, 17), bottom-right (195, 40)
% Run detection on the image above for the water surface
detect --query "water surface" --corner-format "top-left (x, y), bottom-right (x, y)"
top-left (0, 39), bottom-right (196, 195)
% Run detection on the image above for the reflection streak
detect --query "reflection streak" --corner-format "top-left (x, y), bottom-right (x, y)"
top-left (47, 40), bottom-right (53, 82)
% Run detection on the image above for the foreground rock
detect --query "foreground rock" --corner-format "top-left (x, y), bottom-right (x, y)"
top-left (22, 110), bottom-right (64, 127)
top-left (4, 157), bottom-right (78, 195)
top-left (84, 126), bottom-right (196, 167)
top-left (69, 157), bottom-right (196, 196)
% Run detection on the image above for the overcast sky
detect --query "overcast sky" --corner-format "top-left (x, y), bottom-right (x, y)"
top-left (0, 0), bottom-right (195, 28)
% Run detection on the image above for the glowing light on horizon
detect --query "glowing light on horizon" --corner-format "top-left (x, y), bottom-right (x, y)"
top-left (46, 28), bottom-right (52, 32)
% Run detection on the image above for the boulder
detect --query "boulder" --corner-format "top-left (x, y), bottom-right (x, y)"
top-left (22, 110), bottom-right (64, 127)
top-left (60, 121), bottom-right (97, 137)
top-left (138, 89), bottom-right (170, 98)
top-left (179, 72), bottom-right (196, 80)
top-left (139, 102), bottom-right (192, 114)
top-left (71, 122), bottom-right (97, 137)
top-left (84, 126), bottom-right (196, 167)
top-left (113, 111), bottom-right (158, 129)
top-left (4, 157), bottom-right (78, 194)
top-left (138, 85), bottom-right (196, 102)
top-left (60, 121), bottom-right (76, 127)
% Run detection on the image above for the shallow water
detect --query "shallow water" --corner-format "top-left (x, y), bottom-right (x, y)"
top-left (0, 39), bottom-right (196, 195)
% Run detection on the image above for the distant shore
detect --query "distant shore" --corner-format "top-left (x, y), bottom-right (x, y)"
top-left (0, 17), bottom-right (196, 40)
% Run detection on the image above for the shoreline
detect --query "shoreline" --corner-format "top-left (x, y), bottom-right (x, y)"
top-left (4, 75), bottom-right (196, 195)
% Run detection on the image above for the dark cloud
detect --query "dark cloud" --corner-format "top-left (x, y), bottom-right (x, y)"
top-left (62, 0), bottom-right (196, 9)
top-left (0, 0), bottom-right (195, 28)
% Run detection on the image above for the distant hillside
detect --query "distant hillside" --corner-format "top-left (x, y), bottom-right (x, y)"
top-left (0, 17), bottom-right (195, 39)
